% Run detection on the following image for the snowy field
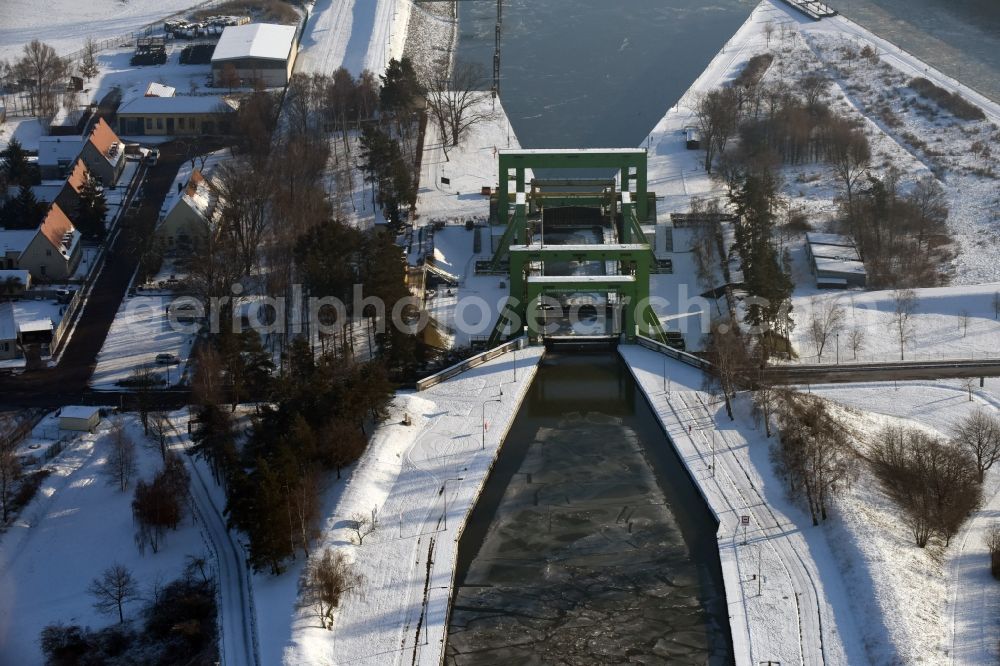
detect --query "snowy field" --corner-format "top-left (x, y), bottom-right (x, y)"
top-left (0, 0), bottom-right (210, 62)
top-left (0, 413), bottom-right (208, 665)
top-left (788, 283), bottom-right (1000, 363)
top-left (810, 379), bottom-right (1000, 664)
top-left (90, 294), bottom-right (197, 390)
top-left (282, 346), bottom-right (542, 665)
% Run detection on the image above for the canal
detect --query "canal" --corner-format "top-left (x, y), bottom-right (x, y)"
top-left (446, 354), bottom-right (732, 664)
top-left (455, 0), bottom-right (1000, 150)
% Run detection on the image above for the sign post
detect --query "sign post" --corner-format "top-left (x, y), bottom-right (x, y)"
top-left (741, 514), bottom-right (750, 545)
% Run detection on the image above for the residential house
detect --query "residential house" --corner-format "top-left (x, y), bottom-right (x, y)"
top-left (53, 159), bottom-right (90, 219)
top-left (37, 135), bottom-right (84, 180)
top-left (155, 168), bottom-right (221, 250)
top-left (15, 204), bottom-right (83, 281)
top-left (78, 118), bottom-right (125, 186)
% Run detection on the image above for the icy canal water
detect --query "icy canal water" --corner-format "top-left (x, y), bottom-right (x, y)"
top-left (446, 354), bottom-right (732, 664)
top-left (456, 0), bottom-right (999, 150)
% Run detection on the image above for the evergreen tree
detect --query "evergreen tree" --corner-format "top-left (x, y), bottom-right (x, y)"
top-left (75, 174), bottom-right (108, 240)
top-left (379, 57), bottom-right (423, 116)
top-left (0, 184), bottom-right (46, 229)
top-left (0, 138), bottom-right (35, 187)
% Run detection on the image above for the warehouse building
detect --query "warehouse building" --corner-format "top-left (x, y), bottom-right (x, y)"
top-left (211, 23), bottom-right (298, 88)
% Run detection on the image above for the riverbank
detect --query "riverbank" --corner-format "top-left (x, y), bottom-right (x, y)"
top-left (403, 0), bottom-right (458, 83)
top-left (282, 347), bottom-right (544, 665)
top-left (620, 345), bottom-right (866, 665)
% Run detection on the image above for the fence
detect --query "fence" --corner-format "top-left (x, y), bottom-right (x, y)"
top-left (416, 336), bottom-right (526, 391)
top-left (61, 0), bottom-right (231, 63)
top-left (634, 333), bottom-right (713, 371)
top-left (783, 349), bottom-right (1000, 366)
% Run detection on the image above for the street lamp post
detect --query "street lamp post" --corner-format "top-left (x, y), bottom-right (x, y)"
top-left (482, 399), bottom-right (502, 450)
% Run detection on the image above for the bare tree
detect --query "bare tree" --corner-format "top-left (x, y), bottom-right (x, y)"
top-left (985, 522), bottom-right (1000, 579)
top-left (88, 564), bottom-right (140, 624)
top-left (962, 377), bottom-right (976, 402)
top-left (870, 426), bottom-right (981, 547)
top-left (763, 21), bottom-right (775, 48)
top-left (12, 40), bottom-right (68, 118)
top-left (992, 292), bottom-right (1000, 320)
top-left (105, 420), bottom-right (137, 493)
top-left (349, 510), bottom-right (377, 545)
top-left (828, 120), bottom-right (870, 223)
top-left (703, 321), bottom-right (749, 420)
top-left (891, 288), bottom-right (918, 360)
top-left (301, 547), bottom-right (363, 629)
top-left (772, 393), bottom-right (856, 525)
top-left (959, 310), bottom-right (970, 337)
top-left (847, 327), bottom-right (865, 360)
top-left (149, 412), bottom-right (170, 461)
top-left (807, 296), bottom-right (845, 360)
top-left (693, 87), bottom-right (739, 173)
top-left (424, 62), bottom-right (496, 148)
top-left (131, 365), bottom-right (156, 435)
top-left (952, 409), bottom-right (1000, 483)
top-left (215, 160), bottom-right (272, 274)
top-left (909, 176), bottom-right (948, 250)
top-left (0, 438), bottom-right (21, 524)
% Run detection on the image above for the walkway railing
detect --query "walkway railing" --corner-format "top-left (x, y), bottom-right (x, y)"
top-left (416, 336), bottom-right (526, 391)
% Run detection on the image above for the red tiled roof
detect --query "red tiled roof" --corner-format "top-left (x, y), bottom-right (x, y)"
top-left (39, 204), bottom-right (74, 249)
top-left (66, 159), bottom-right (89, 194)
top-left (88, 118), bottom-right (120, 158)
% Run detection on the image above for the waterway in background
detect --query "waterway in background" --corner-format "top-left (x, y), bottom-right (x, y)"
top-left (455, 0), bottom-right (999, 150)
top-left (445, 355), bottom-right (732, 664)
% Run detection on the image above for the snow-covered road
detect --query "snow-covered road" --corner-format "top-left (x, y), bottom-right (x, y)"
top-left (169, 417), bottom-right (259, 666)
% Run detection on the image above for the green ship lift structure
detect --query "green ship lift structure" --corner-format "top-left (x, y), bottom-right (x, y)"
top-left (480, 148), bottom-right (681, 349)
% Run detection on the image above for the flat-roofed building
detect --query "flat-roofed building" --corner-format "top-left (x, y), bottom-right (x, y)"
top-left (211, 23), bottom-right (298, 88)
top-left (117, 94), bottom-right (237, 136)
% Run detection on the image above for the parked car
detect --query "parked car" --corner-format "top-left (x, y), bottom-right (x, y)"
top-left (146, 148), bottom-right (160, 166)
top-left (56, 288), bottom-right (75, 304)
top-left (155, 353), bottom-right (179, 365)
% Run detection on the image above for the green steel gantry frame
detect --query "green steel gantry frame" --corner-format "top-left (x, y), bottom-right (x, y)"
top-left (483, 148), bottom-right (668, 347)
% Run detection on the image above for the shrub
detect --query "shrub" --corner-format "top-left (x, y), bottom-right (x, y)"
top-left (909, 77), bottom-right (986, 121)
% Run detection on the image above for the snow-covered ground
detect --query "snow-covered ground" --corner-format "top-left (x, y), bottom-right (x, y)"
top-left (788, 283), bottom-right (1000, 363)
top-left (282, 346), bottom-right (543, 665)
top-left (642, 0), bottom-right (1000, 328)
top-left (620, 344), bottom-right (867, 666)
top-left (808, 379), bottom-right (1000, 664)
top-left (0, 0), bottom-right (209, 62)
top-left (90, 294), bottom-right (197, 389)
top-left (414, 97), bottom-right (521, 347)
top-left (0, 116), bottom-right (45, 152)
top-left (0, 412), bottom-right (208, 665)
top-left (295, 0), bottom-right (411, 78)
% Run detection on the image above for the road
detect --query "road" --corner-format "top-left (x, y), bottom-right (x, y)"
top-left (764, 359), bottom-right (1000, 384)
top-left (169, 418), bottom-right (260, 666)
